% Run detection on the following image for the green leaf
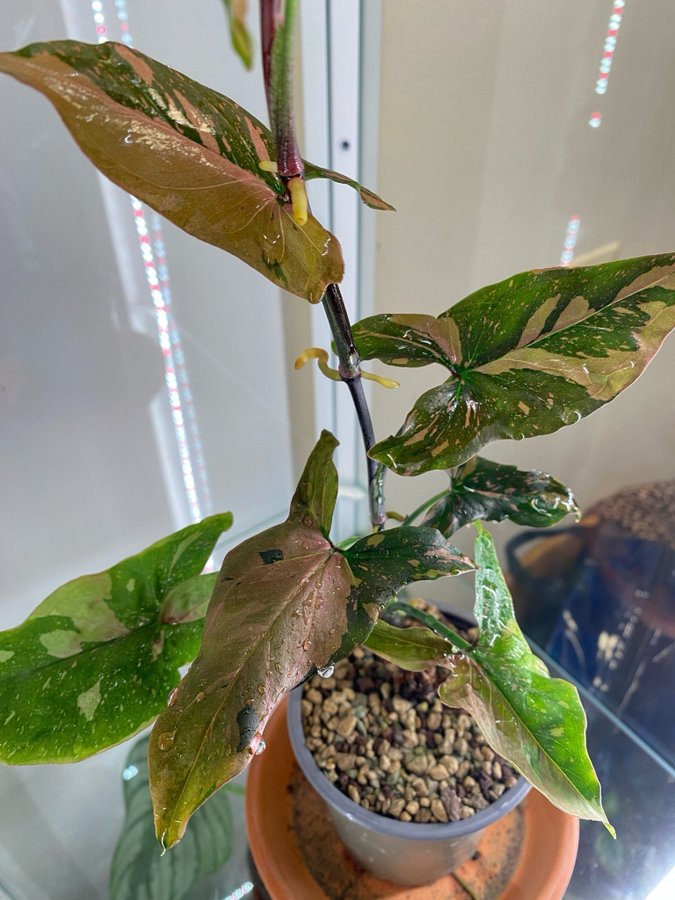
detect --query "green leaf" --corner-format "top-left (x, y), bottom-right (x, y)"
top-left (148, 432), bottom-right (473, 847)
top-left (0, 40), bottom-right (381, 302)
top-left (329, 527), bottom-right (475, 661)
top-left (0, 514), bottom-right (231, 764)
top-left (346, 526), bottom-right (475, 597)
top-left (109, 735), bottom-right (237, 900)
top-left (220, 0), bottom-right (254, 70)
top-left (304, 162), bottom-right (395, 212)
top-left (422, 456), bottom-right (579, 536)
top-left (353, 255), bottom-right (675, 473)
top-left (439, 525), bottom-right (614, 834)
top-left (364, 619), bottom-right (454, 671)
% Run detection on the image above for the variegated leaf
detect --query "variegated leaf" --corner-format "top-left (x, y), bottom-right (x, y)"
top-left (0, 42), bottom-right (391, 301)
top-left (422, 456), bottom-right (579, 536)
top-left (109, 735), bottom-right (239, 900)
top-left (439, 525), bottom-right (614, 834)
top-left (364, 619), bottom-right (454, 671)
top-left (330, 527), bottom-right (476, 661)
top-left (0, 515), bottom-right (232, 764)
top-left (220, 0), bottom-right (254, 70)
top-left (353, 255), bottom-right (675, 473)
top-left (369, 530), bottom-right (612, 831)
top-left (149, 432), bottom-right (473, 848)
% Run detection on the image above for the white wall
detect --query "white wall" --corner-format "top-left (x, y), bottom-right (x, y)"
top-left (370, 0), bottom-right (675, 593)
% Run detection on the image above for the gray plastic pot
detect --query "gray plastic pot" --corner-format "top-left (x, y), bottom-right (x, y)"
top-left (287, 685), bottom-right (531, 887)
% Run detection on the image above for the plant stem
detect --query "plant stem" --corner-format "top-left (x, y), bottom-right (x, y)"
top-left (387, 600), bottom-right (472, 652)
top-left (322, 283), bottom-right (386, 530)
top-left (260, 0), bottom-right (304, 180)
top-left (402, 489), bottom-right (448, 526)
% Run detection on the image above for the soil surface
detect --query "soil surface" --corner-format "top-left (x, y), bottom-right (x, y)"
top-left (301, 644), bottom-right (518, 824)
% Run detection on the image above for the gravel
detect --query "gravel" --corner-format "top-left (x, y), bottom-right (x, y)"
top-left (301, 642), bottom-right (518, 825)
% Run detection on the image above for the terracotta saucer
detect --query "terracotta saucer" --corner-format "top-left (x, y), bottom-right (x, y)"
top-left (247, 698), bottom-right (579, 899)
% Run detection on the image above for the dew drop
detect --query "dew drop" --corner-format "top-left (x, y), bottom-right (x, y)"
top-left (317, 664), bottom-right (335, 678)
top-left (158, 731), bottom-right (175, 751)
top-left (167, 688), bottom-right (178, 707)
top-left (255, 739), bottom-right (267, 756)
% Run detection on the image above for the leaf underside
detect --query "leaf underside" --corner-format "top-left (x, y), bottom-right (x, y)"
top-left (0, 514), bottom-right (232, 764)
top-left (353, 255), bottom-right (675, 473)
top-left (0, 41), bottom-right (391, 301)
top-left (422, 456), bottom-right (579, 536)
top-left (149, 431), bottom-right (474, 848)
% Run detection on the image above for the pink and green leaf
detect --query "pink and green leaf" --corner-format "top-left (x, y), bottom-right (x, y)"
top-left (148, 432), bottom-right (473, 848)
top-left (353, 255), bottom-right (675, 473)
top-left (0, 41), bottom-right (392, 301)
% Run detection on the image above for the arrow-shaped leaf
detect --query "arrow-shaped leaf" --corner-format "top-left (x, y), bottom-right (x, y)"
top-left (353, 255), bottom-right (675, 473)
top-left (422, 456), bottom-right (579, 536)
top-left (109, 735), bottom-right (239, 900)
top-left (149, 431), bottom-right (474, 847)
top-left (364, 531), bottom-right (612, 832)
top-left (0, 514), bottom-right (232, 764)
top-left (328, 527), bottom-right (475, 660)
top-left (439, 525), bottom-right (614, 834)
top-left (0, 41), bottom-right (391, 301)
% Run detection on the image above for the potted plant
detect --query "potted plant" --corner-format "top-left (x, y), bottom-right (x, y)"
top-left (282, 602), bottom-right (535, 888)
top-left (1, 1), bottom-right (673, 894)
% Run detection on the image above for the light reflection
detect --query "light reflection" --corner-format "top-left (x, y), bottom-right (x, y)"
top-left (88, 2), bottom-right (213, 534)
top-left (595, 1), bottom-right (626, 97)
top-left (646, 867), bottom-right (675, 899)
top-left (222, 882), bottom-right (254, 900)
top-left (560, 215), bottom-right (581, 267)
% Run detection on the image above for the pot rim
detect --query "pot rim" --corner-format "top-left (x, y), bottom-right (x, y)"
top-left (287, 685), bottom-right (531, 842)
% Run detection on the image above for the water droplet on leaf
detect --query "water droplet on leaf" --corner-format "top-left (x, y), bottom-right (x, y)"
top-left (255, 739), bottom-right (267, 756)
top-left (317, 664), bottom-right (335, 678)
top-left (158, 731), bottom-right (175, 751)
